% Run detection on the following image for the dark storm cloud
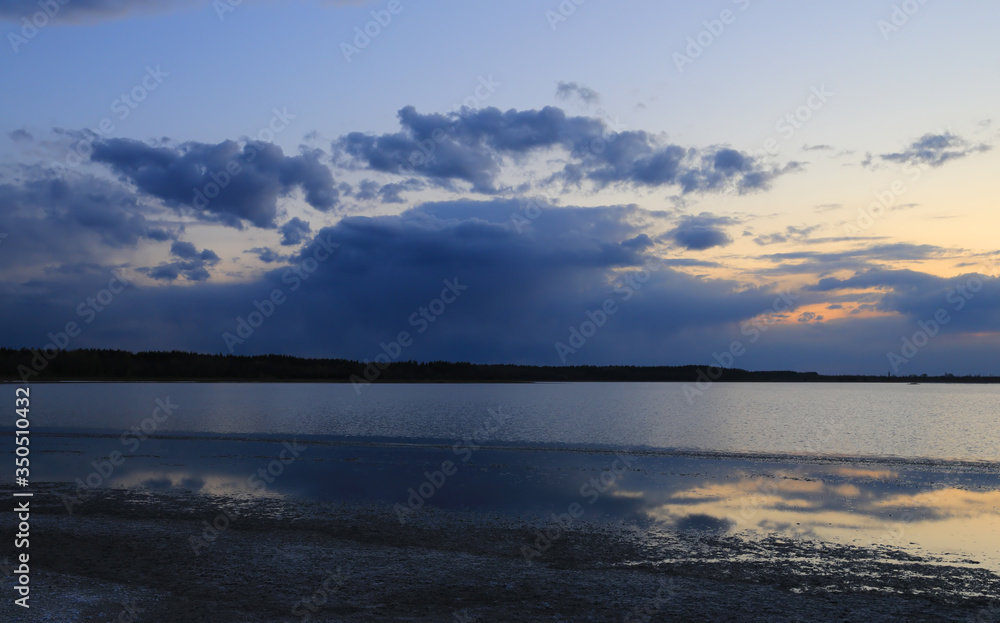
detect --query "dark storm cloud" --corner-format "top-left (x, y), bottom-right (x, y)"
top-left (236, 200), bottom-right (779, 363)
top-left (4, 195), bottom-right (999, 374)
top-left (0, 169), bottom-right (174, 273)
top-left (90, 138), bottom-right (339, 228)
top-left (664, 214), bottom-right (736, 251)
top-left (336, 106), bottom-right (794, 195)
top-left (1, 174), bottom-right (170, 247)
top-left (0, 199), bottom-right (779, 366)
top-left (278, 217), bottom-right (311, 246)
top-left (880, 132), bottom-right (991, 168)
top-left (555, 81), bottom-right (601, 105)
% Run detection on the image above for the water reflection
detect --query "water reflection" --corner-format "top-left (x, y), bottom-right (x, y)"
top-left (12, 431), bottom-right (1000, 571)
top-left (640, 466), bottom-right (1000, 570)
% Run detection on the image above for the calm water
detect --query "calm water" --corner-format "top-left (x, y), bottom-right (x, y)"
top-left (19, 381), bottom-right (1000, 461)
top-left (6, 381), bottom-right (1000, 576)
top-left (13, 432), bottom-right (1000, 574)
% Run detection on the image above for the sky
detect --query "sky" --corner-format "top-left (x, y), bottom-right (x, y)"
top-left (1, 0), bottom-right (999, 375)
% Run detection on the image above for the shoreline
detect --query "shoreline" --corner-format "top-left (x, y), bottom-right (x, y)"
top-left (3, 483), bottom-right (999, 622)
top-left (11, 428), bottom-right (1000, 468)
top-left (5, 378), bottom-right (1000, 385)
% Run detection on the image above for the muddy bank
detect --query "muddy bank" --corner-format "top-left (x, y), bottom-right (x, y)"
top-left (2, 483), bottom-right (999, 622)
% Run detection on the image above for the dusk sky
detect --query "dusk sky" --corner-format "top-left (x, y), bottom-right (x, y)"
top-left (2, 0), bottom-right (999, 374)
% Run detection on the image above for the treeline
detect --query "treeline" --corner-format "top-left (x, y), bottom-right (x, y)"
top-left (1, 348), bottom-right (997, 383)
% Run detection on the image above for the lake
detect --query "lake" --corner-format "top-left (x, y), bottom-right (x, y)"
top-left (5, 380), bottom-right (1000, 601)
top-left (20, 381), bottom-right (1000, 461)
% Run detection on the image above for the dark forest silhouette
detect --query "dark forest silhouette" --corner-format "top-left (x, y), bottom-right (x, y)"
top-left (2, 348), bottom-right (996, 384)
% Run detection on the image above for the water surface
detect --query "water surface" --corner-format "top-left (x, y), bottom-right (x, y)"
top-left (17, 431), bottom-right (1000, 576)
top-left (20, 381), bottom-right (1000, 461)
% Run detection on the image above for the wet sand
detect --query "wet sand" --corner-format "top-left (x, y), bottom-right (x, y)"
top-left (3, 481), bottom-right (1000, 622)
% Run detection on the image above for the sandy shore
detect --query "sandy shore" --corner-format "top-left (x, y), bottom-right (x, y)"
top-left (2, 482), bottom-right (999, 622)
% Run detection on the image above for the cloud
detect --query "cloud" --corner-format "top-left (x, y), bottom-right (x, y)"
top-left (170, 240), bottom-right (220, 262)
top-left (246, 247), bottom-right (288, 263)
top-left (377, 179), bottom-right (424, 203)
top-left (0, 198), bottom-right (783, 366)
top-left (8, 129), bottom-right (32, 142)
top-left (754, 233), bottom-right (787, 246)
top-left (91, 139), bottom-right (339, 229)
top-left (767, 243), bottom-right (946, 265)
top-left (806, 267), bottom-right (949, 293)
top-left (555, 81), bottom-right (601, 105)
top-left (880, 132), bottom-right (991, 168)
top-left (3, 195), bottom-right (999, 374)
top-left (353, 179), bottom-right (379, 201)
top-left (278, 217), bottom-right (312, 246)
top-left (814, 203), bottom-right (841, 212)
top-left (0, 0), bottom-right (366, 24)
top-left (665, 214), bottom-right (735, 251)
top-left (621, 234), bottom-right (653, 250)
top-left (0, 168), bottom-right (175, 277)
top-left (801, 144), bottom-right (833, 152)
top-left (351, 178), bottom-right (424, 203)
top-left (660, 258), bottom-right (720, 268)
top-left (804, 267), bottom-right (1000, 335)
top-left (142, 240), bottom-right (221, 282)
top-left (0, 0), bottom-right (206, 24)
top-left (752, 243), bottom-right (950, 278)
top-left (753, 224), bottom-right (821, 246)
top-left (336, 105), bottom-right (796, 195)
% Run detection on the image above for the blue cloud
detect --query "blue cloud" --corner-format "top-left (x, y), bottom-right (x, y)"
top-left (278, 217), bottom-right (312, 246)
top-left (664, 214), bottom-right (735, 251)
top-left (91, 139), bottom-right (339, 228)
top-left (337, 106), bottom-right (795, 195)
